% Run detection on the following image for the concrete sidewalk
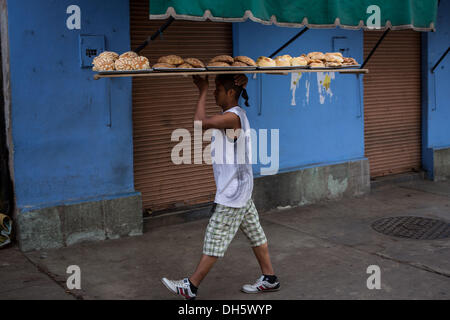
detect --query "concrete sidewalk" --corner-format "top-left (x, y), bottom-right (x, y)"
top-left (1, 178), bottom-right (450, 300)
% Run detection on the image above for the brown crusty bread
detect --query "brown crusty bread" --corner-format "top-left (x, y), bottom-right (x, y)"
top-left (234, 56), bottom-right (256, 66)
top-left (152, 62), bottom-right (176, 68)
top-left (207, 61), bottom-right (231, 67)
top-left (157, 55), bottom-right (184, 65)
top-left (210, 55), bottom-right (234, 64)
top-left (231, 61), bottom-right (249, 67)
top-left (177, 63), bottom-right (194, 68)
top-left (184, 58), bottom-right (205, 68)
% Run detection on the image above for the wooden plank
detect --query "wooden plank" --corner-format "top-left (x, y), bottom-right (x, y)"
top-left (93, 68), bottom-right (369, 80)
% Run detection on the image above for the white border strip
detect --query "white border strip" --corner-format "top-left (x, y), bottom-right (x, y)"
top-left (149, 7), bottom-right (435, 32)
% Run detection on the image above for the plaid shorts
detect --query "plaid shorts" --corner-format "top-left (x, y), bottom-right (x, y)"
top-left (203, 198), bottom-right (267, 257)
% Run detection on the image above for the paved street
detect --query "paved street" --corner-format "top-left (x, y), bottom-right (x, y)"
top-left (1, 178), bottom-right (450, 300)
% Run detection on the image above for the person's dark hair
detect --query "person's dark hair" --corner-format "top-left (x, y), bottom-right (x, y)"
top-left (215, 74), bottom-right (250, 107)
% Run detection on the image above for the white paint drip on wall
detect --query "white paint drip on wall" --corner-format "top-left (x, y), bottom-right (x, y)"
top-left (290, 72), bottom-right (302, 106)
top-left (305, 79), bottom-right (310, 105)
top-left (316, 72), bottom-right (335, 104)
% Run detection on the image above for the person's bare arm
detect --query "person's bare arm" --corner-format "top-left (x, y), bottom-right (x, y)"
top-left (193, 75), bottom-right (242, 130)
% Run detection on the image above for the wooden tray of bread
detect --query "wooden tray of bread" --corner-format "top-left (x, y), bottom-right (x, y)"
top-left (92, 52), bottom-right (367, 79)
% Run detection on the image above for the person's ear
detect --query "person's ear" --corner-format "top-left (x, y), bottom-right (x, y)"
top-left (227, 88), bottom-right (236, 99)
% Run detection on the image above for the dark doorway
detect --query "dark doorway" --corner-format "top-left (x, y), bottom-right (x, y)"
top-left (0, 27), bottom-right (13, 217)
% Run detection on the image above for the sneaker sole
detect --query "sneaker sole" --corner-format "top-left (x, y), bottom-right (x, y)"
top-left (241, 286), bottom-right (281, 294)
top-left (161, 278), bottom-right (196, 300)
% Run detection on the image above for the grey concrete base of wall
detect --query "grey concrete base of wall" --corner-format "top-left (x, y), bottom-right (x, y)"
top-left (15, 193), bottom-right (143, 252)
top-left (433, 147), bottom-right (450, 181)
top-left (252, 159), bottom-right (370, 212)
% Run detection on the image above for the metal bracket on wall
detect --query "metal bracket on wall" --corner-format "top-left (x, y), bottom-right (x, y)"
top-left (356, 74), bottom-right (363, 118)
top-left (431, 46), bottom-right (449, 73)
top-left (269, 27), bottom-right (309, 58)
top-left (133, 16), bottom-right (175, 54)
top-left (432, 72), bottom-right (437, 112)
top-left (361, 29), bottom-right (390, 69)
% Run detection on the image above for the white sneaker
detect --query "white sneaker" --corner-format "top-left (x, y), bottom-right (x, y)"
top-left (241, 275), bottom-right (280, 294)
top-left (161, 277), bottom-right (197, 300)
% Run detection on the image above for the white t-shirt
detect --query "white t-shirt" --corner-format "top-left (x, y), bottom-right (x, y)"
top-left (211, 106), bottom-right (253, 208)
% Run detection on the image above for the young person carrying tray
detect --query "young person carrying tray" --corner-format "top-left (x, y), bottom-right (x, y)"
top-left (161, 74), bottom-right (280, 300)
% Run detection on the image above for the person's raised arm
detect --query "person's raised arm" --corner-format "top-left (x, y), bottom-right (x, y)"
top-left (193, 75), bottom-right (209, 123)
top-left (193, 75), bottom-right (242, 130)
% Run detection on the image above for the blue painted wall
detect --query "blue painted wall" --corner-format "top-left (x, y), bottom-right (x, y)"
top-left (233, 22), bottom-right (365, 177)
top-left (7, 0), bottom-right (135, 210)
top-left (6, 0), bottom-right (446, 210)
top-left (422, 0), bottom-right (450, 179)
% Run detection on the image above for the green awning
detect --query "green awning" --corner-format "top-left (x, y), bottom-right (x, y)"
top-left (149, 0), bottom-right (438, 31)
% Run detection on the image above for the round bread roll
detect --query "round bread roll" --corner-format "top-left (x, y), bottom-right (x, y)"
top-left (309, 62), bottom-right (325, 67)
top-left (327, 52), bottom-right (343, 57)
top-left (177, 63), bottom-right (194, 68)
top-left (131, 56), bottom-right (150, 70)
top-left (232, 61), bottom-right (248, 67)
top-left (152, 62), bottom-right (176, 68)
top-left (208, 61), bottom-right (231, 67)
top-left (274, 56), bottom-right (291, 67)
top-left (343, 57), bottom-right (358, 65)
top-left (291, 56), bottom-right (308, 66)
top-left (307, 52), bottom-right (326, 61)
top-left (93, 51), bottom-right (119, 64)
top-left (92, 57), bottom-right (116, 71)
top-left (158, 55), bottom-right (184, 65)
top-left (115, 58), bottom-right (134, 70)
top-left (279, 54), bottom-right (292, 62)
top-left (210, 55), bottom-right (234, 64)
top-left (184, 58), bottom-right (205, 68)
top-left (325, 62), bottom-right (342, 67)
top-left (119, 51), bottom-right (138, 59)
top-left (234, 56), bottom-right (256, 66)
top-left (256, 56), bottom-right (276, 67)
top-left (324, 53), bottom-right (344, 63)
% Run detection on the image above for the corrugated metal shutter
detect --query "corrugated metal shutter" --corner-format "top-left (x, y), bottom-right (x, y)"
top-left (130, 0), bottom-right (232, 212)
top-left (363, 30), bottom-right (422, 177)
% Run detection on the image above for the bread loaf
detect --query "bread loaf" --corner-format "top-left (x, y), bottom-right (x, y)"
top-left (210, 55), bottom-right (234, 64)
top-left (207, 61), bottom-right (231, 67)
top-left (92, 57), bottom-right (116, 71)
top-left (291, 56), bottom-right (308, 66)
top-left (324, 53), bottom-right (344, 63)
top-left (274, 56), bottom-right (291, 67)
top-left (158, 55), bottom-right (184, 65)
top-left (234, 56), bottom-right (256, 66)
top-left (185, 58), bottom-right (205, 68)
top-left (307, 52), bottom-right (325, 61)
top-left (119, 51), bottom-right (138, 59)
top-left (115, 58), bottom-right (135, 70)
top-left (132, 56), bottom-right (150, 70)
top-left (256, 56), bottom-right (276, 67)
top-left (177, 63), bottom-right (194, 68)
top-left (152, 62), bottom-right (176, 68)
top-left (232, 61), bottom-right (248, 67)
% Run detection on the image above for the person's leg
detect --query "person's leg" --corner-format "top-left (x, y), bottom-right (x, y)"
top-left (193, 203), bottom-right (243, 286)
top-left (240, 200), bottom-right (280, 293)
top-left (189, 254), bottom-right (218, 287)
top-left (240, 200), bottom-right (276, 276)
top-left (251, 242), bottom-right (275, 275)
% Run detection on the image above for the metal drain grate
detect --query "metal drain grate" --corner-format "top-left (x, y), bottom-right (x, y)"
top-left (372, 216), bottom-right (450, 240)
